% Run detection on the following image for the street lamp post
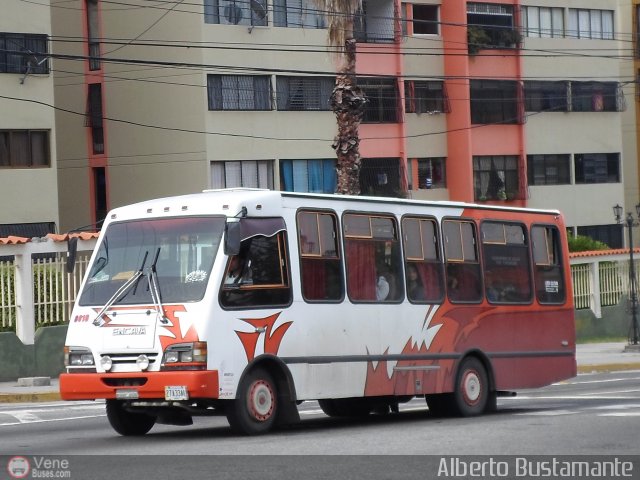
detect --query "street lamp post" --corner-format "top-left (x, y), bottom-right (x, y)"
top-left (613, 203), bottom-right (640, 346)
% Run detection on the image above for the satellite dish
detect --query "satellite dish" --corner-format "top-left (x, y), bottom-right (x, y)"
top-left (224, 1), bottom-right (243, 24)
top-left (250, 0), bottom-right (267, 19)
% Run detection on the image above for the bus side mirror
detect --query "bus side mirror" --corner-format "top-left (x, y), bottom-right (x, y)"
top-left (224, 222), bottom-right (241, 256)
top-left (66, 236), bottom-right (78, 273)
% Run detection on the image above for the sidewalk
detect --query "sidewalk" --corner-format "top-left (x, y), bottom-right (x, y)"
top-left (0, 343), bottom-right (639, 404)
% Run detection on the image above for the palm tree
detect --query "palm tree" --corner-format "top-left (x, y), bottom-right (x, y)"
top-left (315, 0), bottom-right (367, 195)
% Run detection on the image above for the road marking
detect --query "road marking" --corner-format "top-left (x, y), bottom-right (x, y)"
top-left (0, 414), bottom-right (106, 426)
top-left (566, 376), bottom-right (640, 385)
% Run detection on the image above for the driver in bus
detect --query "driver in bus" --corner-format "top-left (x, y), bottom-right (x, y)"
top-left (225, 255), bottom-right (251, 285)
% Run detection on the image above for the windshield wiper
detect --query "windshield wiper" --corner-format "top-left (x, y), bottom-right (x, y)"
top-left (147, 247), bottom-right (169, 325)
top-left (93, 251), bottom-right (149, 326)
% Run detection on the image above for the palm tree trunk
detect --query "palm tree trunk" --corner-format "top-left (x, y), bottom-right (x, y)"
top-left (331, 34), bottom-right (367, 195)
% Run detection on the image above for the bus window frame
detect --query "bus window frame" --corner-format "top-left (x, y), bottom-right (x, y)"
top-left (531, 223), bottom-right (567, 305)
top-left (342, 210), bottom-right (404, 304)
top-left (400, 214), bottom-right (446, 304)
top-left (296, 208), bottom-right (345, 304)
top-left (442, 217), bottom-right (483, 304)
top-left (480, 220), bottom-right (534, 305)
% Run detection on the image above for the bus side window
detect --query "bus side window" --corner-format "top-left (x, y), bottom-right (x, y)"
top-left (443, 219), bottom-right (482, 303)
top-left (481, 222), bottom-right (532, 304)
top-left (402, 216), bottom-right (445, 303)
top-left (297, 210), bottom-right (344, 302)
top-left (343, 213), bottom-right (403, 303)
top-left (220, 227), bottom-right (292, 309)
top-left (532, 225), bottom-right (566, 304)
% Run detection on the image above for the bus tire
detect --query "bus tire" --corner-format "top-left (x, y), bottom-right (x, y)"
top-left (106, 400), bottom-right (156, 436)
top-left (453, 357), bottom-right (488, 417)
top-left (227, 368), bottom-right (278, 435)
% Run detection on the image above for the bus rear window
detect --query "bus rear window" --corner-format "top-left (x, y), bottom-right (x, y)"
top-left (532, 225), bottom-right (566, 304)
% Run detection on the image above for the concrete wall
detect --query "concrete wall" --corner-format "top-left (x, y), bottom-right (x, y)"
top-left (0, 326), bottom-right (67, 382)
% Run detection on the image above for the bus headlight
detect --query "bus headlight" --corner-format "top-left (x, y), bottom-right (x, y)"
top-left (162, 342), bottom-right (207, 369)
top-left (64, 346), bottom-right (95, 367)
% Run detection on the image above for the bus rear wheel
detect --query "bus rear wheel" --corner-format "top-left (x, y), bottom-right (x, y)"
top-left (227, 368), bottom-right (278, 435)
top-left (453, 357), bottom-right (489, 417)
top-left (106, 400), bottom-right (156, 436)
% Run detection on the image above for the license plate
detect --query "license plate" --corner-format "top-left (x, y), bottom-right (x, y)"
top-left (165, 386), bottom-right (189, 401)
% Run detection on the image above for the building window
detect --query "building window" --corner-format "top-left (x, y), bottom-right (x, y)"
top-left (522, 6), bottom-right (564, 38)
top-left (93, 167), bottom-right (107, 225)
top-left (87, 84), bottom-right (104, 155)
top-left (204, 0), bottom-right (268, 26)
top-left (360, 157), bottom-right (400, 197)
top-left (354, 0), bottom-right (396, 43)
top-left (404, 80), bottom-right (448, 114)
top-left (568, 9), bottom-right (614, 39)
top-left (574, 153), bottom-right (620, 184)
top-left (576, 224), bottom-right (623, 249)
top-left (0, 130), bottom-right (50, 168)
top-left (280, 159), bottom-right (336, 193)
top-left (527, 154), bottom-right (570, 186)
top-left (273, 0), bottom-right (326, 28)
top-left (571, 82), bottom-right (621, 112)
top-left (414, 157), bottom-right (446, 189)
top-left (0, 33), bottom-right (49, 74)
top-left (467, 3), bottom-right (519, 49)
top-left (473, 155), bottom-right (519, 201)
top-left (524, 81), bottom-right (568, 112)
top-left (360, 77), bottom-right (400, 123)
top-left (86, 0), bottom-right (101, 70)
top-left (207, 75), bottom-right (272, 111)
top-left (470, 80), bottom-right (520, 124)
top-left (210, 160), bottom-right (274, 188)
top-left (276, 76), bottom-right (333, 111)
top-left (405, 4), bottom-right (439, 35)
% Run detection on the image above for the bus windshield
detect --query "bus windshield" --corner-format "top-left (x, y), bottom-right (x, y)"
top-left (79, 216), bottom-right (226, 306)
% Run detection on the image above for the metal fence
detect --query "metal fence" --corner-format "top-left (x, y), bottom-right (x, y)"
top-left (0, 253), bottom-right (91, 330)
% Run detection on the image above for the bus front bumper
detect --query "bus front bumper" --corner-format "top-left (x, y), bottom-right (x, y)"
top-left (59, 370), bottom-right (219, 401)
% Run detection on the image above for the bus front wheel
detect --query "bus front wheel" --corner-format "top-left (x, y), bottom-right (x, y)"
top-left (453, 357), bottom-right (489, 417)
top-left (227, 368), bottom-right (278, 435)
top-left (106, 400), bottom-right (156, 436)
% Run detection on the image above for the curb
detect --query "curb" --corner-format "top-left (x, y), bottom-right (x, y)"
top-left (577, 363), bottom-right (640, 374)
top-left (0, 392), bottom-right (61, 404)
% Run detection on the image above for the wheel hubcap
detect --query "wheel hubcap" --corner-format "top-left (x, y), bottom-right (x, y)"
top-left (462, 370), bottom-right (481, 406)
top-left (248, 380), bottom-right (275, 421)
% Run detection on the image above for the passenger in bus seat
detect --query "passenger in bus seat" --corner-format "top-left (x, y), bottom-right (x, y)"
top-left (406, 264), bottom-right (426, 301)
top-left (376, 274), bottom-right (390, 300)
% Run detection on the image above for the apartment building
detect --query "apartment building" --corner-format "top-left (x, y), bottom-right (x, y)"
top-left (1, 1), bottom-right (58, 237)
top-left (51, 0), bottom-right (637, 248)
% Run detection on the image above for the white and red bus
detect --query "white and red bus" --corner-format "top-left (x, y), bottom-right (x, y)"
top-left (60, 189), bottom-right (576, 435)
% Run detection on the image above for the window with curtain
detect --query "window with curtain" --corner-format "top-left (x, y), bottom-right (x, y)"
top-left (276, 76), bottom-right (334, 111)
top-left (273, 0), bottom-right (326, 28)
top-left (207, 75), bottom-right (272, 111)
top-left (470, 80), bottom-right (520, 124)
top-left (280, 159), bottom-right (336, 193)
top-left (0, 130), bottom-right (50, 168)
top-left (574, 153), bottom-right (620, 184)
top-left (404, 80), bottom-right (448, 114)
top-left (522, 6), bottom-right (564, 38)
top-left (297, 210), bottom-right (343, 302)
top-left (443, 219), bottom-right (482, 303)
top-left (0, 33), bottom-right (49, 74)
top-left (527, 154), bottom-right (570, 186)
top-left (402, 216), bottom-right (444, 303)
top-left (204, 0), bottom-right (268, 26)
top-left (473, 155), bottom-right (520, 201)
top-left (570, 81), bottom-right (620, 112)
top-left (343, 213), bottom-right (403, 303)
top-left (210, 160), bottom-right (274, 188)
top-left (568, 9), bottom-right (614, 39)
